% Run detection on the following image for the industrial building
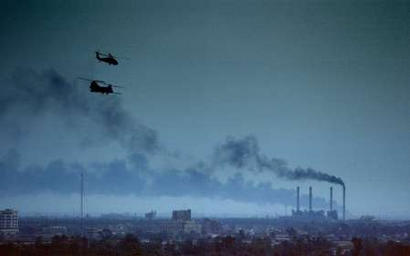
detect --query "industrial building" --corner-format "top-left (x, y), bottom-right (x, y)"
top-left (172, 209), bottom-right (191, 222)
top-left (166, 209), bottom-right (201, 235)
top-left (0, 208), bottom-right (19, 235)
top-left (291, 186), bottom-right (344, 221)
top-left (327, 186), bottom-right (338, 220)
top-left (145, 210), bottom-right (157, 220)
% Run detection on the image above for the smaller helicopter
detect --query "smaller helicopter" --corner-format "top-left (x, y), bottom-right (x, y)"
top-left (95, 51), bottom-right (119, 65)
top-left (78, 77), bottom-right (123, 95)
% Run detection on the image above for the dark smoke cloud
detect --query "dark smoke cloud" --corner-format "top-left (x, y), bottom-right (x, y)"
top-left (0, 69), bottom-right (339, 209)
top-left (0, 68), bottom-right (158, 154)
top-left (214, 136), bottom-right (345, 187)
top-left (0, 151), bottom-right (330, 208)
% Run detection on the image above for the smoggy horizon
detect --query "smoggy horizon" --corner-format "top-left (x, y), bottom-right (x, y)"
top-left (1, 0), bottom-right (409, 219)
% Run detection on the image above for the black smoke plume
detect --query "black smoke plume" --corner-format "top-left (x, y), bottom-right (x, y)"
top-left (214, 136), bottom-right (345, 187)
top-left (0, 69), bottom-right (338, 209)
top-left (0, 68), bottom-right (158, 154)
top-left (0, 150), bottom-right (330, 208)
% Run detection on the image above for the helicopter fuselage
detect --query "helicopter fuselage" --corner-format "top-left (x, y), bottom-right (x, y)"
top-left (90, 81), bottom-right (114, 94)
top-left (96, 52), bottom-right (118, 65)
top-left (97, 56), bottom-right (118, 65)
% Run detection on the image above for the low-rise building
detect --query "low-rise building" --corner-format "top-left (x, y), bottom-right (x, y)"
top-left (184, 221), bottom-right (202, 234)
top-left (0, 209), bottom-right (19, 235)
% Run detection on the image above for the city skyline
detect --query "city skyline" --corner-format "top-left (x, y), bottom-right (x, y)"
top-left (1, 0), bottom-right (410, 219)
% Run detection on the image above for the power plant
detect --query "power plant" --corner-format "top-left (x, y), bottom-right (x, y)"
top-left (292, 185), bottom-right (345, 221)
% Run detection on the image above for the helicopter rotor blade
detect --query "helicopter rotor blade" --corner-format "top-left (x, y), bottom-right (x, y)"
top-left (95, 50), bottom-right (130, 60)
top-left (77, 77), bottom-right (93, 82)
top-left (113, 55), bottom-right (130, 60)
top-left (77, 77), bottom-right (105, 83)
top-left (96, 50), bottom-right (111, 57)
top-left (95, 50), bottom-right (112, 58)
top-left (106, 83), bottom-right (124, 88)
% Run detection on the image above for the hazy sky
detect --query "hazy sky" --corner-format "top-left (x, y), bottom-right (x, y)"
top-left (1, 0), bottom-right (409, 218)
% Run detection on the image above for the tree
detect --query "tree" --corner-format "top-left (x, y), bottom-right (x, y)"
top-left (351, 237), bottom-right (363, 256)
top-left (118, 234), bottom-right (143, 256)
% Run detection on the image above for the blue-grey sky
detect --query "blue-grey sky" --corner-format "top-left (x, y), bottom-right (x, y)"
top-left (1, 0), bottom-right (409, 218)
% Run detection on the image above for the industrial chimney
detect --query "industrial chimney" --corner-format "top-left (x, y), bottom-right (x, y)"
top-left (80, 171), bottom-right (84, 237)
top-left (309, 186), bottom-right (312, 212)
top-left (296, 186), bottom-right (300, 212)
top-left (343, 185), bottom-right (346, 221)
top-left (330, 186), bottom-right (333, 211)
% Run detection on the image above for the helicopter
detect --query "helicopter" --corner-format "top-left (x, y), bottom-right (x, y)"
top-left (95, 51), bottom-right (119, 65)
top-left (78, 77), bottom-right (123, 95)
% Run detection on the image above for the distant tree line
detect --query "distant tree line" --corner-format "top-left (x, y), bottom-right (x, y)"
top-left (1, 234), bottom-right (410, 256)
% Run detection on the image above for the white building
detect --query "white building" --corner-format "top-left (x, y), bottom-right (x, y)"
top-left (0, 209), bottom-right (19, 235)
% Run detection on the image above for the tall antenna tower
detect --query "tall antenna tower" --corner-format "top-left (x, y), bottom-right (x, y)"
top-left (80, 171), bottom-right (84, 237)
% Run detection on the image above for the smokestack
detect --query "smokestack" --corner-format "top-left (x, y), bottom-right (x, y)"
top-left (80, 171), bottom-right (84, 237)
top-left (309, 186), bottom-right (312, 212)
top-left (343, 185), bottom-right (346, 221)
top-left (296, 186), bottom-right (300, 212)
top-left (330, 186), bottom-right (333, 211)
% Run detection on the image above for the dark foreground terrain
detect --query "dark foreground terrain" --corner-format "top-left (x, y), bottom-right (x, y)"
top-left (1, 233), bottom-right (410, 256)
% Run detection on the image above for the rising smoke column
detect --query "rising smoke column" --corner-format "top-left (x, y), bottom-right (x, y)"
top-left (214, 135), bottom-right (344, 187)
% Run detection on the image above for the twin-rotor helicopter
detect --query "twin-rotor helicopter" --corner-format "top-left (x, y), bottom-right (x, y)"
top-left (78, 78), bottom-right (123, 95)
top-left (78, 50), bottom-right (125, 95)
